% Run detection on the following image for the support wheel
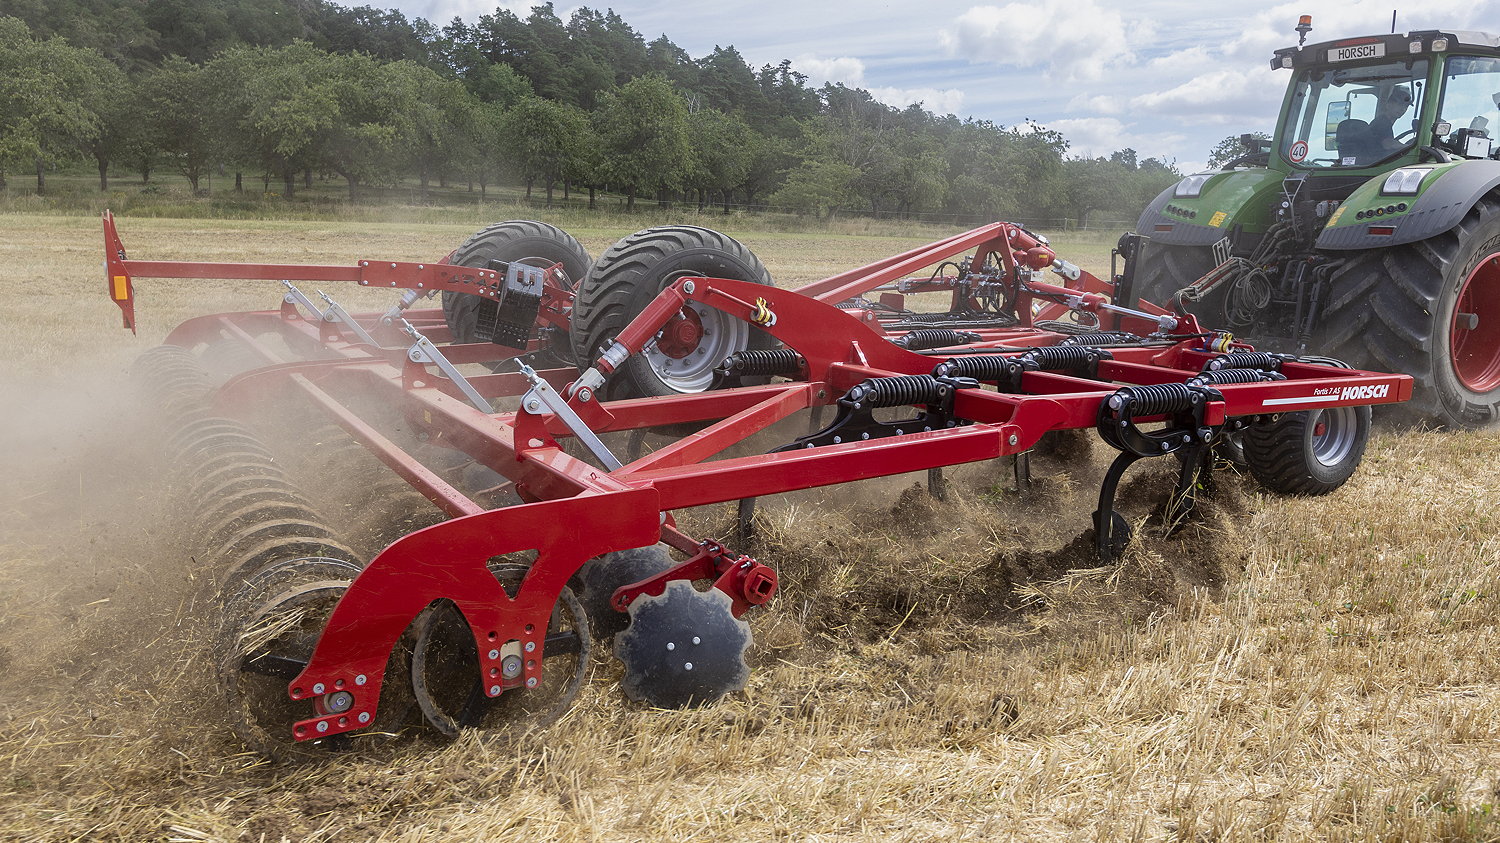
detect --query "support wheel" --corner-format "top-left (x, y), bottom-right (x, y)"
top-left (615, 580), bottom-right (751, 708)
top-left (1242, 405), bottom-right (1370, 495)
top-left (441, 221), bottom-right (591, 357)
top-left (570, 226), bottom-right (776, 398)
top-left (410, 564), bottom-right (591, 738)
top-left (1313, 197), bottom-right (1500, 427)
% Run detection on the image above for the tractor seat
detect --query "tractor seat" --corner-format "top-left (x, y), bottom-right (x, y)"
top-left (1335, 119), bottom-right (1377, 164)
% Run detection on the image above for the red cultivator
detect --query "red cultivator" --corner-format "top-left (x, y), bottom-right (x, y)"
top-left (104, 213), bottom-right (1410, 759)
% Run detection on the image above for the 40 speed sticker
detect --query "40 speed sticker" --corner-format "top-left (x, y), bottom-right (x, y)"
top-left (1289, 140), bottom-right (1309, 163)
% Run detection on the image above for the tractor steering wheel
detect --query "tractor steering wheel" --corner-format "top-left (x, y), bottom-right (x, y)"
top-left (1395, 128), bottom-right (1417, 143)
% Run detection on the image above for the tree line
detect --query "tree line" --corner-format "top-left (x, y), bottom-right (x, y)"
top-left (0, 0), bottom-right (1182, 224)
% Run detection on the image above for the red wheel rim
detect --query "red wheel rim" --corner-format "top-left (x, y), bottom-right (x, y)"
top-left (1451, 254), bottom-right (1500, 392)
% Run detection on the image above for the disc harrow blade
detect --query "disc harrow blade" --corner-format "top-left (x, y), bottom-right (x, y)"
top-left (615, 581), bottom-right (751, 709)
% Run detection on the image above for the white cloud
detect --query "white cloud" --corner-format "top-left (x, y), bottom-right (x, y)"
top-left (1128, 69), bottom-right (1282, 125)
top-left (868, 87), bottom-right (966, 116)
top-left (939, 0), bottom-right (1144, 81)
top-left (791, 54), bottom-right (866, 86)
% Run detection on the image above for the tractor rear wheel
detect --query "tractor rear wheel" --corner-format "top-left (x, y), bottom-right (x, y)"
top-left (442, 221), bottom-right (591, 357)
top-left (570, 226), bottom-right (776, 398)
top-left (1130, 242), bottom-right (1221, 317)
top-left (1313, 197), bottom-right (1500, 427)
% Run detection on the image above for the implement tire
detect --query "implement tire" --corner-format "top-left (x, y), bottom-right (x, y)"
top-left (1312, 197), bottom-right (1500, 427)
top-left (441, 220), bottom-right (591, 354)
top-left (570, 225), bottom-right (775, 397)
top-left (1243, 404), bottom-right (1370, 495)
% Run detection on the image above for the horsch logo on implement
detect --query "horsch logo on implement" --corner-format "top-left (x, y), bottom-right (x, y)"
top-left (1339, 384), bottom-right (1390, 401)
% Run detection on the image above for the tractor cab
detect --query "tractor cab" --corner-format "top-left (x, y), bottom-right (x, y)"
top-left (1136, 25), bottom-right (1500, 256)
top-left (1124, 19), bottom-right (1500, 427)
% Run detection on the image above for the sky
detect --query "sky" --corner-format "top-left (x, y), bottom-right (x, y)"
top-left (385, 0), bottom-right (1500, 173)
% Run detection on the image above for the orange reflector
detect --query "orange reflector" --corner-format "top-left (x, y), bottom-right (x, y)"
top-left (111, 275), bottom-right (130, 300)
top-left (1368, 225), bottom-right (1396, 236)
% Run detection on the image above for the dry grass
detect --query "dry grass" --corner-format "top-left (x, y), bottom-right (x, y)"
top-left (1, 214), bottom-right (1499, 841)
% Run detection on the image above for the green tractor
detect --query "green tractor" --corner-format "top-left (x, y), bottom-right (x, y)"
top-left (1124, 18), bottom-right (1500, 427)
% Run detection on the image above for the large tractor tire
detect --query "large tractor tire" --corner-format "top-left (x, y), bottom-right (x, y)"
top-left (442, 221), bottom-right (591, 356)
top-left (1312, 197), bottom-right (1500, 427)
top-left (570, 225), bottom-right (776, 398)
top-left (1130, 242), bottom-right (1220, 316)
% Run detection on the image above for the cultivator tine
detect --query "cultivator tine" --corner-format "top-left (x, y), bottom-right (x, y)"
top-left (399, 319), bottom-right (493, 412)
top-left (316, 291), bottom-right (381, 347)
top-left (927, 467), bottom-right (947, 500)
top-left (1013, 452), bottom-right (1032, 494)
top-left (735, 497), bottom-right (757, 543)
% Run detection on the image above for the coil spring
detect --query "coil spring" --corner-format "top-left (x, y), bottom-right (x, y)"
top-left (894, 328), bottom-right (981, 350)
top-left (720, 348), bottom-right (805, 377)
top-left (1062, 331), bottom-right (1143, 346)
top-left (1109, 383), bottom-right (1197, 416)
top-left (1187, 368), bottom-right (1287, 386)
top-left (1020, 344), bottom-right (1111, 370)
top-left (932, 355), bottom-right (1013, 381)
top-left (1205, 351), bottom-right (1283, 372)
top-left (843, 375), bottom-right (945, 409)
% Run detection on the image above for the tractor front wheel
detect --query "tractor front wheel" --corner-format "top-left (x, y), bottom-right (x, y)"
top-left (570, 226), bottom-right (776, 398)
top-left (1314, 197), bottom-right (1500, 427)
top-left (1129, 242), bottom-right (1221, 320)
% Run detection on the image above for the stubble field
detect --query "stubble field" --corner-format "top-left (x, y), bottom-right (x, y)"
top-left (1, 209), bottom-right (1499, 841)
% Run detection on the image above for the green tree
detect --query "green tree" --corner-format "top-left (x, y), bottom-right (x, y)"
top-left (0, 16), bottom-right (116, 192)
top-left (501, 95), bottom-right (588, 206)
top-left (594, 74), bottom-right (691, 211)
top-left (1207, 132), bottom-right (1271, 169)
top-left (769, 159), bottom-right (860, 218)
top-left (141, 56), bottom-right (220, 193)
top-left (686, 109), bottom-right (754, 212)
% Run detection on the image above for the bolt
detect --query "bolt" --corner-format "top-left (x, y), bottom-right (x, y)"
top-left (1008, 434), bottom-right (1019, 446)
top-left (578, 388), bottom-right (592, 402)
top-left (525, 641), bottom-right (536, 653)
top-left (359, 712), bottom-right (371, 724)
top-left (684, 662), bottom-right (694, 671)
top-left (488, 649), bottom-right (500, 660)
top-left (667, 642), bottom-right (676, 651)
top-left (317, 721), bottom-right (328, 733)
top-left (527, 677), bottom-right (538, 688)
top-left (391, 262), bottom-right (397, 269)
top-left (683, 280), bottom-right (696, 294)
top-left (355, 674), bottom-right (367, 686)
top-left (1161, 441), bottom-right (1170, 451)
top-left (526, 399), bottom-right (540, 412)
top-left (312, 683), bottom-right (325, 695)
top-left (490, 685), bottom-right (501, 695)
top-left (692, 636), bottom-right (701, 645)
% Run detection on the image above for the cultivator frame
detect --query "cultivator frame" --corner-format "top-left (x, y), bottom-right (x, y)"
top-left (104, 212), bottom-right (1411, 753)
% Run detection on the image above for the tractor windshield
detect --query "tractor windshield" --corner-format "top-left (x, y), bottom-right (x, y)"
top-left (1282, 58), bottom-right (1429, 169)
